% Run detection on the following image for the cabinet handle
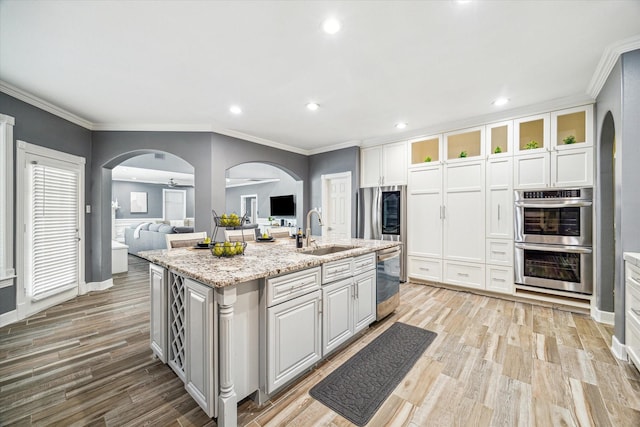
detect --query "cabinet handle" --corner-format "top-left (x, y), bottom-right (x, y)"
top-left (632, 308), bottom-right (640, 317)
top-left (419, 267), bottom-right (430, 271)
top-left (497, 204), bottom-right (501, 221)
top-left (493, 278), bottom-right (506, 282)
top-left (492, 250), bottom-right (507, 255)
top-left (457, 272), bottom-right (469, 277)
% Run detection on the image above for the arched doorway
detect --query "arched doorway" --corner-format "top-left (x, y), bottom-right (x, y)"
top-left (597, 111), bottom-right (616, 313)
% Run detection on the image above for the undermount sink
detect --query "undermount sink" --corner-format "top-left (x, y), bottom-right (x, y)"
top-left (300, 245), bottom-right (354, 256)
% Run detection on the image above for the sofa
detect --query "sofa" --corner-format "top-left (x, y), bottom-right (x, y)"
top-left (125, 222), bottom-right (194, 254)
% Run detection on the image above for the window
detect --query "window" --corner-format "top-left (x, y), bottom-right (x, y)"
top-left (0, 113), bottom-right (15, 282)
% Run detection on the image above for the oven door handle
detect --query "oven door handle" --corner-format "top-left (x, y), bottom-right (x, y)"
top-left (514, 202), bottom-right (592, 208)
top-left (515, 243), bottom-right (593, 254)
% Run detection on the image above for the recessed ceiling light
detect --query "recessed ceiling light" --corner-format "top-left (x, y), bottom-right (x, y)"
top-left (306, 102), bottom-right (319, 111)
top-left (492, 97), bottom-right (509, 106)
top-left (395, 122), bottom-right (408, 129)
top-left (229, 105), bottom-right (242, 114)
top-left (322, 18), bottom-right (341, 35)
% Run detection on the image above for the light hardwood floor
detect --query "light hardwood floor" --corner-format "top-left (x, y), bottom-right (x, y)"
top-left (1, 256), bottom-right (639, 426)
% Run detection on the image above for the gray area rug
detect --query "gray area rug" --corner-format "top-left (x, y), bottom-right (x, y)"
top-left (309, 322), bottom-right (437, 426)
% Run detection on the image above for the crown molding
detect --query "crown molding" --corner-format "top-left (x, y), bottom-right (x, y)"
top-left (211, 127), bottom-right (310, 156)
top-left (0, 80), bottom-right (94, 129)
top-left (361, 93), bottom-right (595, 147)
top-left (307, 139), bottom-right (362, 156)
top-left (587, 34), bottom-right (640, 99)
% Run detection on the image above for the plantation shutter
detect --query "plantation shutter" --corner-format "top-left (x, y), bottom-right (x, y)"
top-left (27, 163), bottom-right (79, 301)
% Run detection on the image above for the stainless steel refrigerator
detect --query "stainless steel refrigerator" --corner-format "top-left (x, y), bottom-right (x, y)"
top-left (357, 185), bottom-right (407, 282)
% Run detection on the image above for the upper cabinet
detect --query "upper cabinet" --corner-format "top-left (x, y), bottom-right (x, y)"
top-left (360, 141), bottom-right (407, 187)
top-left (409, 135), bottom-right (442, 168)
top-left (486, 121), bottom-right (513, 157)
top-left (444, 126), bottom-right (485, 161)
top-left (551, 104), bottom-right (593, 150)
top-left (514, 113), bottom-right (550, 154)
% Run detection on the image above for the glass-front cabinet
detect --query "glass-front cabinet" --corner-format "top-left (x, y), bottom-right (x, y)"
top-left (514, 113), bottom-right (550, 154)
top-left (486, 121), bottom-right (513, 157)
top-left (444, 126), bottom-right (484, 161)
top-left (551, 104), bottom-right (593, 150)
top-left (409, 135), bottom-right (441, 167)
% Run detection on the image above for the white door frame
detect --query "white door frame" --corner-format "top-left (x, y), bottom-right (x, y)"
top-left (321, 172), bottom-right (352, 238)
top-left (240, 194), bottom-right (258, 223)
top-left (162, 188), bottom-right (187, 221)
top-left (16, 141), bottom-right (85, 321)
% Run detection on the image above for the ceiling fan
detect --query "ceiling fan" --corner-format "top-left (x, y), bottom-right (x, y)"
top-left (167, 178), bottom-right (193, 188)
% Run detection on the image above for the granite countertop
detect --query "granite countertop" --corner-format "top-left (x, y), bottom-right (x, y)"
top-left (624, 252), bottom-right (640, 268)
top-left (138, 236), bottom-right (401, 288)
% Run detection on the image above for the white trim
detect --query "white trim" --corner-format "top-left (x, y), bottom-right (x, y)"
top-left (590, 306), bottom-right (614, 325)
top-left (587, 34), bottom-right (640, 99)
top-left (80, 278), bottom-right (113, 294)
top-left (0, 276), bottom-right (15, 288)
top-left (308, 140), bottom-right (362, 156)
top-left (0, 309), bottom-right (18, 328)
top-left (0, 80), bottom-right (93, 129)
top-left (0, 115), bottom-right (15, 281)
top-left (611, 334), bottom-right (627, 361)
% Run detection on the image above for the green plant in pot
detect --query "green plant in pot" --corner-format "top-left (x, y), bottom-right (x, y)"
top-left (563, 135), bottom-right (576, 145)
top-left (424, 156), bottom-right (432, 162)
top-left (494, 146), bottom-right (502, 154)
top-left (525, 140), bottom-right (539, 150)
top-left (459, 151), bottom-right (467, 158)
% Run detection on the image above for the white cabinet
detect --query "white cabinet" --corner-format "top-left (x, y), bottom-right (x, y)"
top-left (322, 278), bottom-right (354, 355)
top-left (184, 278), bottom-right (216, 418)
top-left (486, 265), bottom-right (514, 294)
top-left (625, 258), bottom-right (640, 371)
top-left (486, 157), bottom-right (513, 239)
top-left (353, 269), bottom-right (376, 333)
top-left (267, 288), bottom-right (322, 394)
top-left (515, 148), bottom-right (593, 188)
top-left (407, 165), bottom-right (442, 259)
top-left (360, 141), bottom-right (407, 187)
top-left (443, 260), bottom-right (485, 290)
top-left (408, 256), bottom-right (442, 283)
top-left (149, 264), bottom-right (167, 363)
top-left (514, 152), bottom-right (550, 189)
top-left (443, 160), bottom-right (485, 263)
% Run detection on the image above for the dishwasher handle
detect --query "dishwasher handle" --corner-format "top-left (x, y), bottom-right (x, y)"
top-left (377, 246), bottom-right (401, 262)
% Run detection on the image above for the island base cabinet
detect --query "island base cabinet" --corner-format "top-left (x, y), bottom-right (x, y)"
top-left (267, 290), bottom-right (322, 394)
top-left (322, 278), bottom-right (354, 356)
top-left (353, 270), bottom-right (376, 333)
top-left (149, 264), bottom-right (167, 363)
top-left (184, 279), bottom-right (217, 419)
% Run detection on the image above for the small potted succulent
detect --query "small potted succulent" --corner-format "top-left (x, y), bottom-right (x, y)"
top-left (494, 146), bottom-right (502, 154)
top-left (459, 151), bottom-right (468, 158)
top-left (525, 140), bottom-right (539, 150)
top-left (424, 156), bottom-right (432, 162)
top-left (563, 135), bottom-right (576, 145)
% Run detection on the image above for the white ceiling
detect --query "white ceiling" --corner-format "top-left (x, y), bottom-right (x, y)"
top-left (1, 1), bottom-right (639, 154)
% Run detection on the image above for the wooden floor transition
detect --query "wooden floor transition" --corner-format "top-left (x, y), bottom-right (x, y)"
top-left (1, 256), bottom-right (639, 426)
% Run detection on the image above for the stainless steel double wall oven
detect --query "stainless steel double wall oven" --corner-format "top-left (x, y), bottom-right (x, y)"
top-left (514, 188), bottom-right (593, 295)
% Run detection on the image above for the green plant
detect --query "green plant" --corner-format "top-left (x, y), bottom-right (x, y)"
top-left (494, 146), bottom-right (502, 154)
top-left (459, 151), bottom-right (467, 158)
top-left (563, 135), bottom-right (576, 145)
top-left (525, 140), bottom-right (539, 150)
top-left (424, 156), bottom-right (432, 162)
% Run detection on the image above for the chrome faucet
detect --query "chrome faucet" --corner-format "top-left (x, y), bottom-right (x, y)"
top-left (305, 208), bottom-right (324, 247)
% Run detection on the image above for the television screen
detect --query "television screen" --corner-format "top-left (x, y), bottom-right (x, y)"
top-left (270, 195), bottom-right (295, 216)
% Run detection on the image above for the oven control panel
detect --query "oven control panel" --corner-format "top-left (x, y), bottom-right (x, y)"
top-left (523, 189), bottom-right (581, 199)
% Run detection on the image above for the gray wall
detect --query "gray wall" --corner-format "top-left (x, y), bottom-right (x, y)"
top-left (308, 146), bottom-right (360, 236)
top-left (113, 181), bottom-right (195, 219)
top-left (596, 48), bottom-right (640, 343)
top-left (0, 93), bottom-right (92, 314)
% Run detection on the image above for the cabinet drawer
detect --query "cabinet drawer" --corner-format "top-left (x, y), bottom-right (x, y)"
top-left (626, 314), bottom-right (640, 373)
top-left (486, 239), bottom-right (513, 266)
top-left (627, 263), bottom-right (640, 287)
top-left (267, 267), bottom-right (321, 307)
top-left (408, 256), bottom-right (442, 282)
top-left (486, 265), bottom-right (513, 295)
top-left (353, 253), bottom-right (376, 276)
top-left (626, 267), bottom-right (640, 323)
top-left (322, 258), bottom-right (354, 284)
top-left (444, 261), bottom-right (484, 290)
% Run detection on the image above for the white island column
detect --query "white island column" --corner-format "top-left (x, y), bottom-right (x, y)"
top-left (217, 285), bottom-right (237, 427)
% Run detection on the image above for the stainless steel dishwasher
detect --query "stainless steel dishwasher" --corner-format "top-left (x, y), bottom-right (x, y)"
top-left (376, 246), bottom-right (401, 320)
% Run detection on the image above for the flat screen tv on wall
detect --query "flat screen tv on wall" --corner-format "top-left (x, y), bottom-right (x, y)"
top-left (270, 194), bottom-right (295, 217)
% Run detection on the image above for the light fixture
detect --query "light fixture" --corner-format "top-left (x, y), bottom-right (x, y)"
top-left (306, 102), bottom-right (319, 111)
top-left (492, 97), bottom-right (509, 106)
top-left (395, 122), bottom-right (408, 129)
top-left (322, 18), bottom-right (341, 34)
top-left (229, 105), bottom-right (242, 114)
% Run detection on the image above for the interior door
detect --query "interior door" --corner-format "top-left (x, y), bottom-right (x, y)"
top-left (18, 143), bottom-right (84, 318)
top-left (163, 189), bottom-right (186, 221)
top-left (322, 173), bottom-right (351, 239)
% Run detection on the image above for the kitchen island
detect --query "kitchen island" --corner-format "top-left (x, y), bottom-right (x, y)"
top-left (139, 236), bottom-right (401, 427)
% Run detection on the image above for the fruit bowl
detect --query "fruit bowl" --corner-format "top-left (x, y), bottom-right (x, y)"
top-left (214, 213), bottom-right (242, 227)
top-left (210, 241), bottom-right (247, 257)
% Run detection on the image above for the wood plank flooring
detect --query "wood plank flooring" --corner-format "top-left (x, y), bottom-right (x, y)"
top-left (1, 256), bottom-right (639, 426)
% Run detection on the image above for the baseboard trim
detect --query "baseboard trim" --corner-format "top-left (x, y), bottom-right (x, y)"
top-left (611, 334), bottom-right (627, 361)
top-left (80, 279), bottom-right (113, 294)
top-left (591, 307), bottom-right (615, 325)
top-left (0, 309), bottom-right (18, 328)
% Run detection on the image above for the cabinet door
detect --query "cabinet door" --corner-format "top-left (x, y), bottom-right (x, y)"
top-left (551, 147), bottom-right (593, 187)
top-left (361, 146), bottom-right (382, 187)
top-left (486, 265), bottom-right (514, 295)
top-left (322, 278), bottom-right (354, 356)
top-left (353, 270), bottom-right (376, 333)
top-left (267, 290), bottom-right (322, 394)
top-left (184, 278), bottom-right (216, 418)
top-left (514, 152), bottom-right (550, 189)
top-left (444, 161), bottom-right (485, 263)
top-left (408, 256), bottom-right (442, 282)
top-left (382, 141), bottom-right (407, 186)
top-left (149, 264), bottom-right (167, 363)
top-left (486, 158), bottom-right (513, 239)
top-left (407, 192), bottom-right (442, 258)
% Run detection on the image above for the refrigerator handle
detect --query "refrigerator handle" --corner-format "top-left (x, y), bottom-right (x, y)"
top-left (375, 187), bottom-right (382, 240)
